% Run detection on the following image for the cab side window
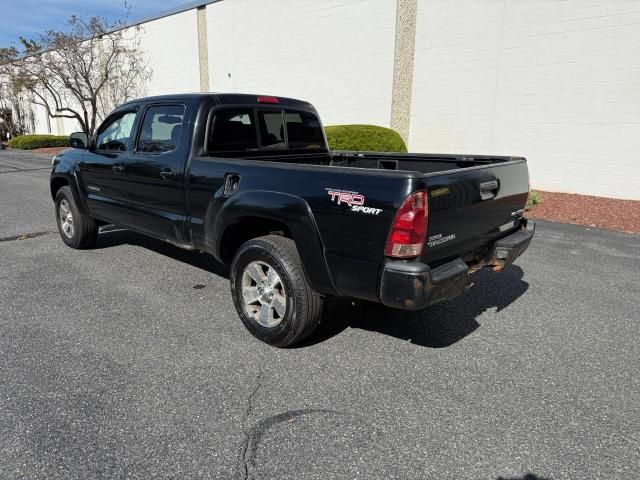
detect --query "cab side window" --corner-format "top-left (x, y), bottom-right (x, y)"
top-left (96, 111), bottom-right (137, 151)
top-left (137, 105), bottom-right (186, 153)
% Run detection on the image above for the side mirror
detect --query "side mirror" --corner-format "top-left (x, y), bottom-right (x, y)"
top-left (69, 132), bottom-right (88, 149)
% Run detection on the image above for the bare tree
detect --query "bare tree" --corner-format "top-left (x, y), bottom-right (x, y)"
top-left (0, 16), bottom-right (151, 136)
top-left (0, 76), bottom-right (29, 137)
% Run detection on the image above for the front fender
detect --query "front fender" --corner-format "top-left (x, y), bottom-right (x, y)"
top-left (211, 190), bottom-right (338, 296)
top-left (50, 152), bottom-right (90, 216)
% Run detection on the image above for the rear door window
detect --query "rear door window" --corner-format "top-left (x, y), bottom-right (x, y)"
top-left (208, 109), bottom-right (258, 152)
top-left (137, 105), bottom-right (185, 153)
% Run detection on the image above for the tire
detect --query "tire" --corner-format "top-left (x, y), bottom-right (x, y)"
top-left (55, 186), bottom-right (98, 249)
top-left (230, 235), bottom-right (323, 347)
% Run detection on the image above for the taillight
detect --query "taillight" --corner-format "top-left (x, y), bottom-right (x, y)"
top-left (384, 190), bottom-right (428, 258)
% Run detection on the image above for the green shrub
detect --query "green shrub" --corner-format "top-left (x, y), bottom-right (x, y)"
top-left (8, 134), bottom-right (69, 150)
top-left (324, 125), bottom-right (407, 152)
top-left (526, 190), bottom-right (541, 210)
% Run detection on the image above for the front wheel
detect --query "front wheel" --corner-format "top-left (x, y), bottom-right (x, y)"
top-left (230, 235), bottom-right (323, 347)
top-left (55, 186), bottom-right (98, 249)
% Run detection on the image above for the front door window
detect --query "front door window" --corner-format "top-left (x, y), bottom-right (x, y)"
top-left (96, 111), bottom-right (137, 152)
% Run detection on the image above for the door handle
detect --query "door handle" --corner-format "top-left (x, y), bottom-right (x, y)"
top-left (160, 169), bottom-right (177, 180)
top-left (112, 165), bottom-right (124, 174)
top-left (479, 180), bottom-right (499, 200)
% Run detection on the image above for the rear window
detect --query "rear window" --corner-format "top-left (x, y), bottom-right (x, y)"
top-left (285, 111), bottom-right (325, 149)
top-left (208, 108), bottom-right (325, 153)
top-left (208, 109), bottom-right (258, 152)
top-left (257, 110), bottom-right (285, 149)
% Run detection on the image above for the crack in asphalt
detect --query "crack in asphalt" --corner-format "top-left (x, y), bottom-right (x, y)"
top-left (0, 230), bottom-right (56, 243)
top-left (235, 366), bottom-right (371, 479)
top-left (237, 368), bottom-right (353, 480)
top-left (239, 367), bottom-right (263, 480)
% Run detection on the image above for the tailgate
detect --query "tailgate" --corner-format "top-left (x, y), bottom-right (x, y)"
top-left (422, 158), bottom-right (529, 264)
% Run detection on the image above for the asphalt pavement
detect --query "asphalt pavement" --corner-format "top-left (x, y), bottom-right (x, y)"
top-left (0, 149), bottom-right (638, 479)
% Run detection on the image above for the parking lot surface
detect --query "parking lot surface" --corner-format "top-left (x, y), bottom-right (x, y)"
top-left (1, 149), bottom-right (638, 479)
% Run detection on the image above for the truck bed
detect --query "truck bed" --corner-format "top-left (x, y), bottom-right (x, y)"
top-left (208, 150), bottom-right (517, 175)
top-left (208, 149), bottom-right (530, 264)
top-left (330, 150), bottom-right (516, 175)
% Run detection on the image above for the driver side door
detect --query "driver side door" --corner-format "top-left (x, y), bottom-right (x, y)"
top-left (78, 108), bottom-right (139, 225)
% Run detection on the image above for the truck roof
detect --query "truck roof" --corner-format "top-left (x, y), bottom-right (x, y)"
top-left (120, 93), bottom-right (316, 110)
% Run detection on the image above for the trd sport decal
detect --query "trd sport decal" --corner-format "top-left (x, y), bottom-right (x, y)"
top-left (326, 188), bottom-right (382, 215)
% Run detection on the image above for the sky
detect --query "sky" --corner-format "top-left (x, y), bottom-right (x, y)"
top-left (0, 0), bottom-right (189, 48)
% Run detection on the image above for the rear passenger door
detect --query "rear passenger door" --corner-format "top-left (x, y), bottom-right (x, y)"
top-left (124, 103), bottom-right (189, 242)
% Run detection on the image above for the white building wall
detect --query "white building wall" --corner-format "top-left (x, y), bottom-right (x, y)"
top-left (137, 10), bottom-right (201, 96)
top-left (205, 0), bottom-right (398, 127)
top-left (30, 104), bottom-right (50, 134)
top-left (61, 117), bottom-right (77, 135)
top-left (410, 0), bottom-right (640, 199)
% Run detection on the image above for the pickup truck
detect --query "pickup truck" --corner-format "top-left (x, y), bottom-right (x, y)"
top-left (51, 93), bottom-right (534, 346)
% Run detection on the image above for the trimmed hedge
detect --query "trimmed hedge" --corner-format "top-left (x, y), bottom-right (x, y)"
top-left (324, 125), bottom-right (407, 152)
top-left (9, 127), bottom-right (408, 152)
top-left (8, 134), bottom-right (69, 150)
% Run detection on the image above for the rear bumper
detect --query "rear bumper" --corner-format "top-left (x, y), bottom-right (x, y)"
top-left (379, 219), bottom-right (535, 310)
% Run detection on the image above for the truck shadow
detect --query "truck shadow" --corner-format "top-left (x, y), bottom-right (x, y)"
top-left (95, 226), bottom-right (230, 278)
top-left (496, 475), bottom-right (549, 480)
top-left (303, 265), bottom-right (529, 348)
top-left (96, 227), bottom-right (528, 349)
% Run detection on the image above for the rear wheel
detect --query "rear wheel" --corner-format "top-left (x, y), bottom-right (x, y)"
top-left (55, 186), bottom-right (98, 249)
top-left (230, 235), bottom-right (323, 347)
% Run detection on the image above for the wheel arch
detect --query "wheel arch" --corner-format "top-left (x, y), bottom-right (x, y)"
top-left (211, 191), bottom-right (337, 296)
top-left (50, 175), bottom-right (70, 200)
top-left (50, 168), bottom-right (91, 217)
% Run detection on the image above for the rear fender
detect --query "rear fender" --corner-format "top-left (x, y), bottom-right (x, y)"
top-left (211, 191), bottom-right (337, 295)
